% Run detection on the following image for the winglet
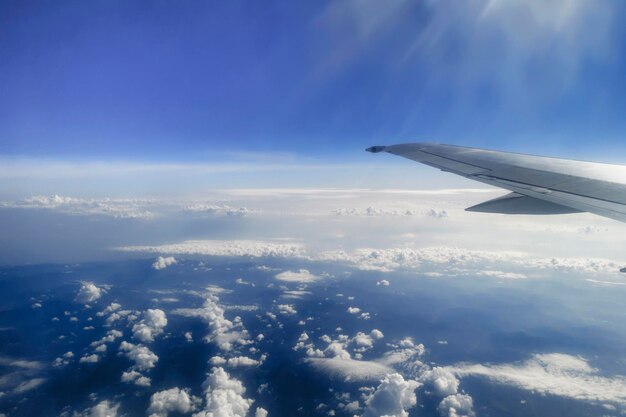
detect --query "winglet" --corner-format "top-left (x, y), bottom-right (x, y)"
top-left (366, 146), bottom-right (387, 153)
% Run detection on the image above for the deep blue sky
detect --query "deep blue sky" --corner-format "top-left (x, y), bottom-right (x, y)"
top-left (1, 0), bottom-right (626, 162)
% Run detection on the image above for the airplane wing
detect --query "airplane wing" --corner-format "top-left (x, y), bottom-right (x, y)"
top-left (366, 143), bottom-right (626, 223)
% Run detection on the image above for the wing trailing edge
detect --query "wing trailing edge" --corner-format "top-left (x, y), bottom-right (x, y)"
top-left (466, 192), bottom-right (582, 215)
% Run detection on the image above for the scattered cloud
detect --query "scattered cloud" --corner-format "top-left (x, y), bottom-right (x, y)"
top-left (421, 367), bottom-right (459, 397)
top-left (277, 304), bottom-right (297, 316)
top-left (75, 282), bottom-right (104, 304)
top-left (91, 329), bottom-right (123, 349)
top-left (79, 354), bottom-right (99, 364)
top-left (193, 367), bottom-right (254, 417)
top-left (119, 341), bottom-right (159, 371)
top-left (172, 294), bottom-right (250, 351)
top-left (73, 400), bottom-right (120, 417)
top-left (52, 351), bottom-right (74, 368)
top-left (274, 269), bottom-right (319, 283)
top-left (152, 256), bottom-right (177, 270)
top-left (132, 309), bottom-right (168, 343)
top-left (437, 394), bottom-right (475, 417)
top-left (361, 373), bottom-right (420, 417)
top-left (226, 356), bottom-right (261, 368)
top-left (148, 387), bottom-right (201, 417)
top-left (121, 370), bottom-right (151, 387)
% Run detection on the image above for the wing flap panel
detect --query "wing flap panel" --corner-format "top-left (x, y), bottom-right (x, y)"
top-left (466, 192), bottom-right (583, 215)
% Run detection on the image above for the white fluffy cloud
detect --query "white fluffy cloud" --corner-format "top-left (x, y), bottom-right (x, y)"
top-left (277, 304), bottom-right (297, 316)
top-left (132, 309), bottom-right (168, 343)
top-left (96, 303), bottom-right (121, 317)
top-left (173, 294), bottom-right (250, 351)
top-left (274, 269), bottom-right (319, 283)
top-left (52, 351), bottom-right (74, 368)
top-left (148, 387), bottom-right (200, 417)
top-left (421, 367), bottom-right (459, 397)
top-left (193, 367), bottom-right (253, 417)
top-left (362, 373), bottom-right (421, 417)
top-left (74, 400), bottom-right (120, 417)
top-left (437, 394), bottom-right (475, 417)
top-left (75, 282), bottom-right (103, 303)
top-left (226, 356), bottom-right (261, 368)
top-left (152, 256), bottom-right (177, 270)
top-left (91, 329), bottom-right (123, 348)
top-left (451, 353), bottom-right (626, 407)
top-left (352, 330), bottom-right (384, 351)
top-left (119, 341), bottom-right (159, 371)
top-left (79, 354), bottom-right (99, 364)
top-left (121, 370), bottom-right (151, 387)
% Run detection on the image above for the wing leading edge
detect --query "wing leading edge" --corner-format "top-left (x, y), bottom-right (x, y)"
top-left (366, 143), bottom-right (626, 223)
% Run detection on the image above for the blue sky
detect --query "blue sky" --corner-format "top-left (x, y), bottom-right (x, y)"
top-left (2, 0), bottom-right (626, 164)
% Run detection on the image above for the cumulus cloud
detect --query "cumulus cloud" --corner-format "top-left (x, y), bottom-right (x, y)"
top-left (173, 294), bottom-right (250, 351)
top-left (132, 309), bottom-right (168, 343)
top-left (52, 351), bottom-right (74, 368)
top-left (351, 330), bottom-right (384, 351)
top-left (437, 394), bottom-right (475, 417)
top-left (362, 373), bottom-right (420, 417)
top-left (148, 387), bottom-right (200, 417)
top-left (255, 407), bottom-right (268, 417)
top-left (91, 329), bottom-right (123, 348)
top-left (152, 256), bottom-right (177, 270)
top-left (347, 307), bottom-right (360, 314)
top-left (209, 356), bottom-right (227, 366)
top-left (74, 400), bottom-right (120, 417)
top-left (370, 329), bottom-right (384, 340)
top-left (274, 269), bottom-right (319, 283)
top-left (421, 367), bottom-right (459, 397)
top-left (226, 356), bottom-right (261, 368)
top-left (376, 280), bottom-right (390, 286)
top-left (79, 354), bottom-right (99, 364)
top-left (96, 303), bottom-right (121, 317)
top-left (324, 342), bottom-right (352, 360)
top-left (193, 367), bottom-right (254, 417)
top-left (119, 341), bottom-right (159, 371)
top-left (277, 304), bottom-right (297, 316)
top-left (451, 353), bottom-right (626, 407)
top-left (121, 370), bottom-right (151, 387)
top-left (75, 282), bottom-right (103, 303)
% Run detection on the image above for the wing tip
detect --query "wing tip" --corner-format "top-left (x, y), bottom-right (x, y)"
top-left (366, 146), bottom-right (387, 153)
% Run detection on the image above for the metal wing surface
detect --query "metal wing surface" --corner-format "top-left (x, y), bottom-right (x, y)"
top-left (367, 143), bottom-right (626, 223)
